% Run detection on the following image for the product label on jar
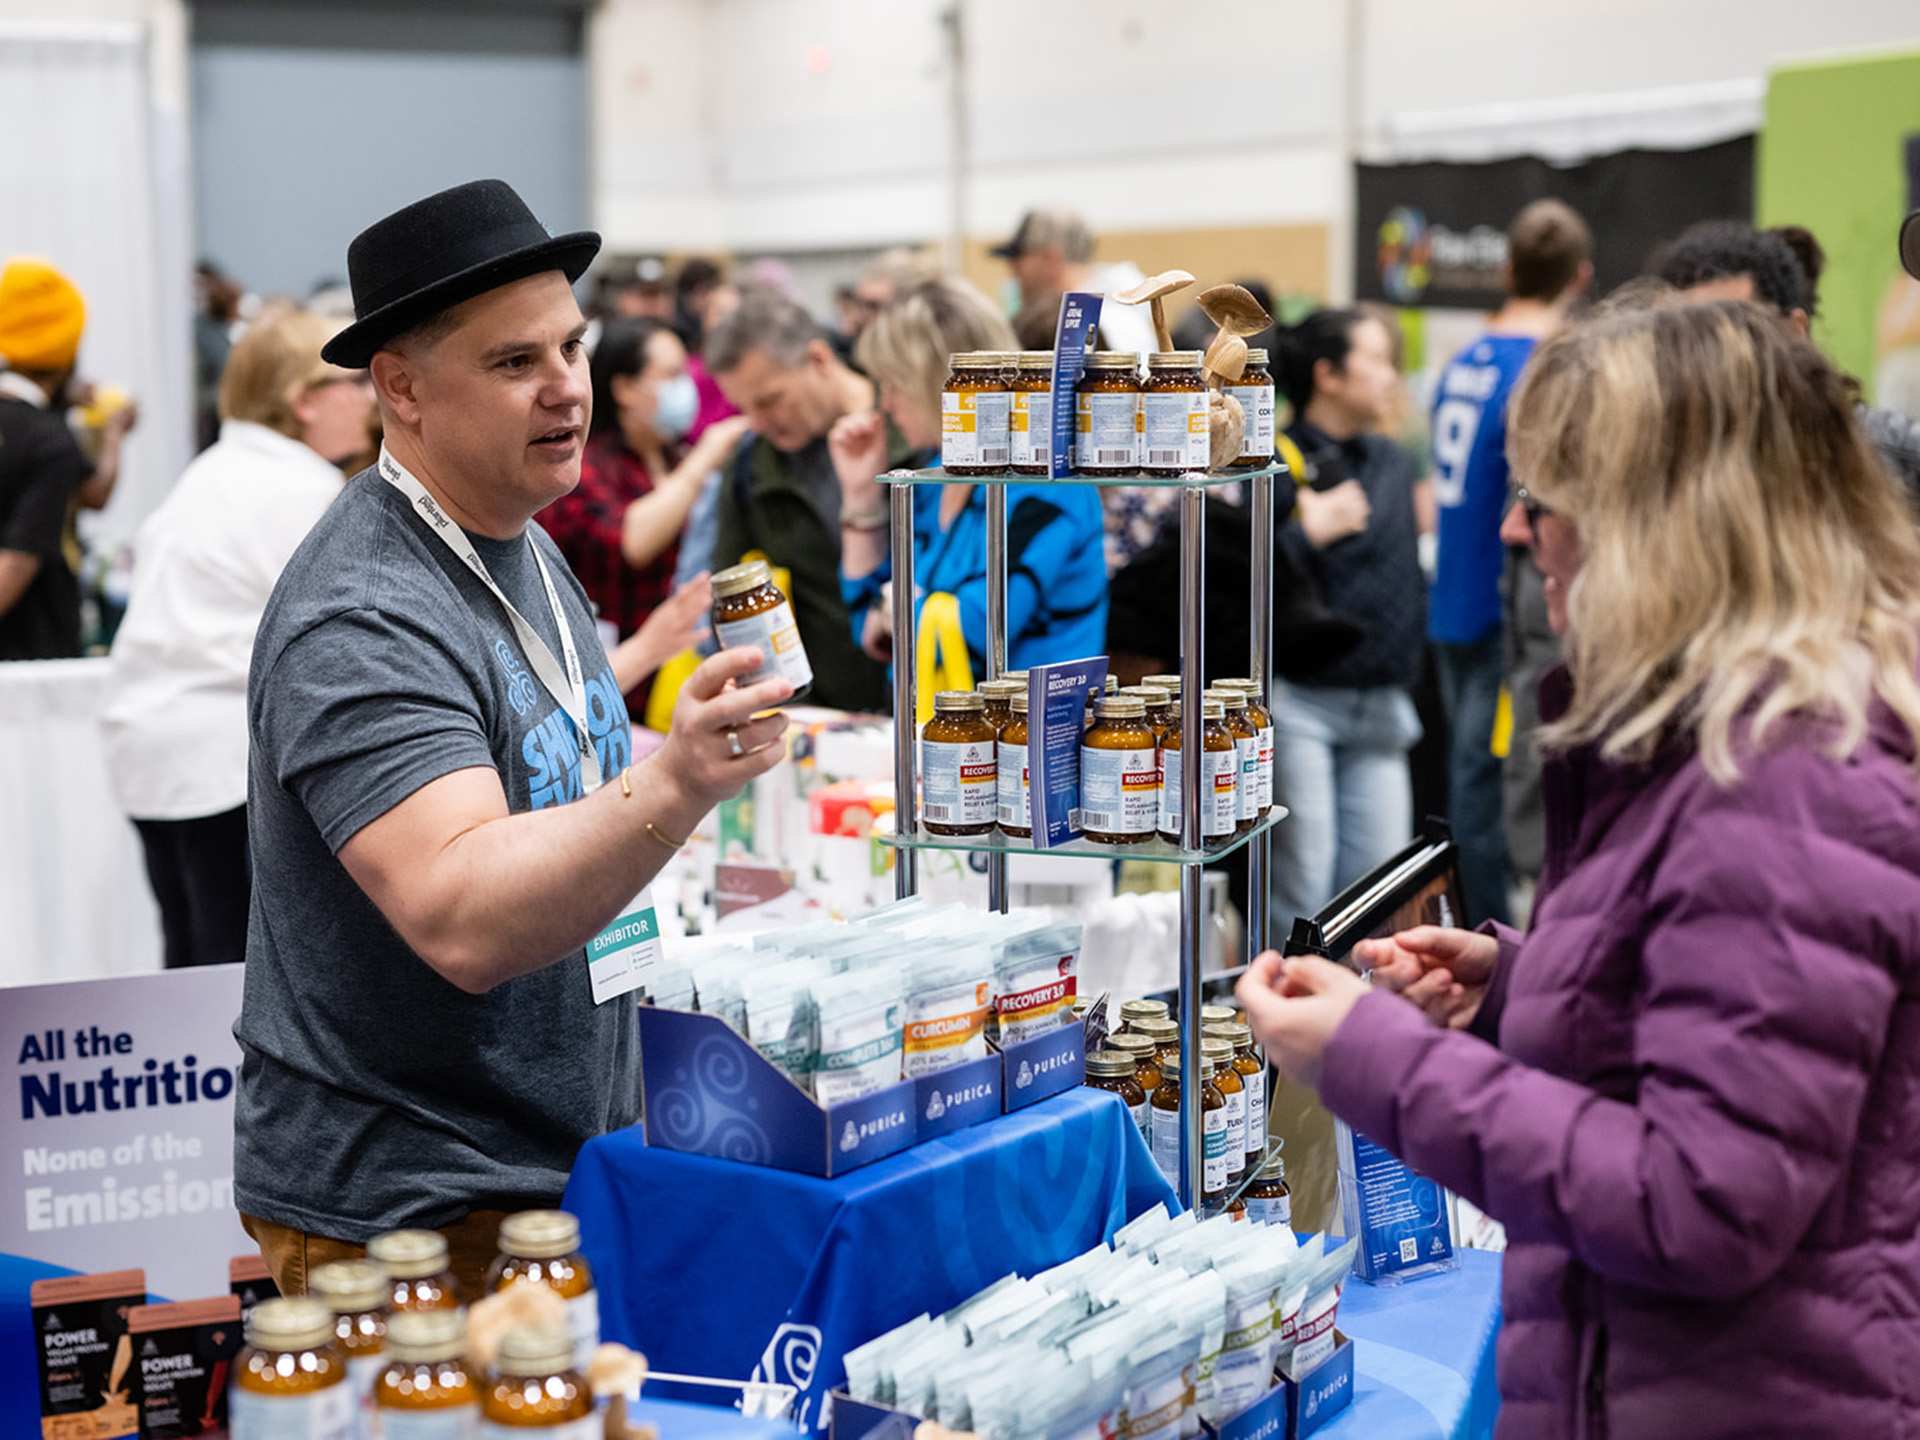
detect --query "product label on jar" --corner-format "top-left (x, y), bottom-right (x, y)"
top-left (1229, 381), bottom-right (1275, 461)
top-left (348, 1351), bottom-right (382, 1424)
top-left (1222, 1082), bottom-right (1247, 1168)
top-left (1157, 745), bottom-right (1181, 837)
top-left (1142, 388), bottom-right (1209, 471)
top-left (568, 1288), bottom-right (599, 1371)
top-left (713, 598), bottom-right (813, 692)
top-left (1129, 1100), bottom-right (1148, 1140)
top-left (922, 738), bottom-right (997, 827)
top-left (1150, 1102), bottom-right (1183, 1188)
top-left (1203, 1103), bottom-right (1230, 1197)
top-left (942, 388), bottom-right (1012, 470)
top-left (1076, 390), bottom-right (1139, 470)
top-left (479, 1420), bottom-right (598, 1440)
top-left (1077, 743), bottom-right (1158, 836)
top-left (381, 1410), bottom-right (479, 1440)
top-left (996, 738), bottom-right (1030, 829)
top-left (1247, 1191), bottom-right (1292, 1227)
top-left (1254, 723), bottom-right (1274, 811)
top-left (1205, 747), bottom-right (1238, 838)
top-left (1247, 1064), bottom-right (1266, 1157)
top-left (228, 1383), bottom-right (356, 1439)
top-left (1235, 732), bottom-right (1261, 822)
top-left (1011, 391), bottom-right (1053, 470)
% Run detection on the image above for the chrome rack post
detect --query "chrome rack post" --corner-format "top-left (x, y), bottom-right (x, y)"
top-left (891, 480), bottom-right (918, 899)
top-left (986, 482), bottom-right (1009, 914)
top-left (1177, 482), bottom-right (1206, 1210)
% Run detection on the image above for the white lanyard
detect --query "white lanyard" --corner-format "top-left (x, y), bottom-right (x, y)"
top-left (378, 447), bottom-right (602, 792)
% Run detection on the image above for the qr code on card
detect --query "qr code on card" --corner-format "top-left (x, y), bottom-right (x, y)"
top-left (1399, 1238), bottom-right (1419, 1263)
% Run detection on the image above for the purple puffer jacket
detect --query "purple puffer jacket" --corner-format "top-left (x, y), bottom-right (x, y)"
top-left (1319, 671), bottom-right (1920, 1438)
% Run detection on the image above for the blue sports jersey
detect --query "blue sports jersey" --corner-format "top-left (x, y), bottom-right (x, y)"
top-left (1428, 333), bottom-right (1538, 645)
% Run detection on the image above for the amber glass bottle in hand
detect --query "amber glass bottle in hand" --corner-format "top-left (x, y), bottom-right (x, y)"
top-left (711, 559), bottom-right (813, 701)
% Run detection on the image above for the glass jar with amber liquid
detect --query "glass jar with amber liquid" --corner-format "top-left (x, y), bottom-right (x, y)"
top-left (1079, 696), bottom-right (1158, 845)
top-left (1140, 674), bottom-right (1182, 707)
top-left (1119, 685), bottom-right (1173, 743)
top-left (1010, 351), bottom-right (1054, 476)
top-left (1117, 998), bottom-right (1169, 1034)
top-left (921, 690), bottom-right (998, 836)
top-left (375, 1307), bottom-right (478, 1435)
top-left (229, 1297), bottom-right (355, 1437)
top-left (1149, 1051), bottom-right (1225, 1197)
top-left (488, 1211), bottom-right (599, 1372)
top-left (1158, 698), bottom-right (1235, 843)
top-left (1106, 1031), bottom-right (1161, 1099)
top-left (1085, 1049), bottom-right (1149, 1139)
top-left (479, 1324), bottom-right (593, 1433)
top-left (1243, 1145), bottom-right (1293, 1228)
top-left (976, 677), bottom-right (1024, 737)
top-left (1214, 679), bottom-right (1274, 820)
top-left (367, 1230), bottom-right (460, 1313)
top-left (1073, 352), bottom-right (1142, 476)
top-left (1208, 1021), bottom-right (1267, 1176)
top-left (1205, 689), bottom-right (1258, 836)
top-left (1202, 1035), bottom-right (1246, 1191)
top-left (1142, 351), bottom-right (1209, 477)
top-left (309, 1259), bottom-right (387, 1419)
top-left (995, 690), bottom-right (1031, 838)
top-left (1132, 1016), bottom-right (1180, 1073)
top-left (942, 352), bottom-right (1014, 475)
top-left (1227, 348), bottom-right (1276, 470)
top-left (711, 559), bottom-right (812, 701)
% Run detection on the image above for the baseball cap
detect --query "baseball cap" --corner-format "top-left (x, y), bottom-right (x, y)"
top-left (989, 210), bottom-right (1094, 263)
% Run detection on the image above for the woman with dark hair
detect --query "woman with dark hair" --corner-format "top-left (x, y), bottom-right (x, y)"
top-left (536, 316), bottom-right (748, 706)
top-left (1269, 307), bottom-right (1425, 925)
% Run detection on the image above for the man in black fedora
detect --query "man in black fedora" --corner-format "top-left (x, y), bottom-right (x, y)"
top-left (233, 179), bottom-right (793, 1296)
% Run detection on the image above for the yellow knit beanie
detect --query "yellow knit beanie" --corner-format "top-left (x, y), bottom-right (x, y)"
top-left (0, 257), bottom-right (87, 373)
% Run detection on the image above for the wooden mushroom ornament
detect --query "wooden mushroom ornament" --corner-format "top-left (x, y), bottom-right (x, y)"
top-left (1197, 283), bottom-right (1274, 471)
top-left (1111, 269), bottom-right (1195, 353)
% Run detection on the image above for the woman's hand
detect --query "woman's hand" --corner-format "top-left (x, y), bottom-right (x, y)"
top-left (610, 574), bottom-right (712, 693)
top-left (684, 414), bottom-right (750, 481)
top-left (1235, 952), bottom-right (1371, 1087)
top-left (1352, 925), bottom-right (1500, 1030)
top-left (860, 604), bottom-right (894, 664)
top-left (829, 409), bottom-right (891, 511)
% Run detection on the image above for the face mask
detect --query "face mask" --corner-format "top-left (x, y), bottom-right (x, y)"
top-left (650, 371), bottom-right (699, 440)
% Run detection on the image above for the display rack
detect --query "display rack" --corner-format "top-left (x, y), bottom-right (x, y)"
top-left (879, 460), bottom-right (1285, 1210)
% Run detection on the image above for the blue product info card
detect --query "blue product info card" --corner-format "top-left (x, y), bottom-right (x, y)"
top-left (1027, 657), bottom-right (1108, 847)
top-left (1049, 292), bottom-right (1104, 479)
top-left (1341, 1123), bottom-right (1456, 1281)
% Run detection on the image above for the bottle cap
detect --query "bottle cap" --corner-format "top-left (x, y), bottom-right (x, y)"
top-left (1203, 688), bottom-right (1248, 711)
top-left (1119, 998), bottom-right (1170, 1025)
top-left (1106, 1033), bottom-right (1156, 1059)
top-left (1147, 351), bottom-right (1205, 367)
top-left (385, 1307), bottom-right (469, 1364)
top-left (1119, 685), bottom-right (1171, 708)
top-left (1202, 699), bottom-right (1226, 721)
top-left (1202, 1036), bottom-right (1236, 1066)
top-left (1204, 1021), bottom-right (1254, 1050)
top-left (1085, 351), bottom-right (1141, 371)
top-left (367, 1230), bottom-right (450, 1281)
top-left (1140, 674), bottom-right (1183, 695)
top-left (493, 1323), bottom-right (575, 1377)
top-left (1132, 1017), bottom-right (1179, 1045)
top-left (1201, 1004), bottom-right (1237, 1027)
top-left (1091, 696), bottom-right (1147, 721)
top-left (712, 558), bottom-right (774, 600)
top-left (1086, 1050), bottom-right (1140, 1079)
top-left (497, 1209), bottom-right (583, 1262)
top-left (308, 1260), bottom-right (388, 1314)
top-left (933, 690), bottom-right (987, 714)
top-left (1018, 351), bottom-right (1055, 370)
top-left (1255, 1145), bottom-right (1288, 1180)
top-left (1244, 348), bottom-right (1269, 365)
top-left (977, 679), bottom-right (1025, 700)
top-left (1009, 691), bottom-right (1029, 714)
top-left (245, 1297), bottom-right (337, 1353)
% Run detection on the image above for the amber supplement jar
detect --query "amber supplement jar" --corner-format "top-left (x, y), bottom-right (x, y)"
top-left (229, 1297), bottom-right (354, 1433)
top-left (1199, 1047), bottom-right (1236, 1206)
top-left (1106, 1032), bottom-right (1161, 1097)
top-left (1243, 1145), bottom-right (1293, 1228)
top-left (1202, 1035), bottom-right (1247, 1189)
top-left (1201, 1004), bottom-right (1237, 1029)
top-left (1133, 1015), bottom-right (1180, 1072)
top-left (1079, 696), bottom-right (1158, 844)
top-left (488, 1210), bottom-right (600, 1373)
top-left (1010, 351), bottom-right (1055, 475)
top-left (374, 1307), bottom-right (477, 1432)
top-left (1119, 685), bottom-right (1173, 742)
top-left (1073, 351), bottom-right (1142, 476)
top-left (480, 1324), bottom-right (592, 1431)
top-left (1118, 997), bottom-right (1169, 1033)
top-left (1141, 351), bottom-right (1210, 476)
top-left (1205, 688), bottom-right (1258, 835)
top-left (1140, 674), bottom-right (1182, 705)
top-left (942, 352), bottom-right (1015, 474)
top-left (1158, 698), bottom-right (1234, 841)
top-left (1208, 1021), bottom-right (1267, 1175)
top-left (919, 690), bottom-right (997, 836)
top-left (711, 559), bottom-right (813, 701)
top-left (1227, 348), bottom-right (1276, 470)
top-left (1214, 679), bottom-right (1275, 818)
top-left (367, 1230), bottom-right (460, 1313)
top-left (976, 677), bottom-right (1024, 736)
top-left (995, 690), bottom-right (1031, 837)
top-left (1085, 1049), bottom-right (1149, 1138)
top-left (1149, 1052), bottom-right (1227, 1199)
top-left (309, 1259), bottom-right (387, 1413)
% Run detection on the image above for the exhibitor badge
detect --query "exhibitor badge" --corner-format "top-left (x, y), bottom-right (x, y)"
top-left (586, 889), bottom-right (660, 1006)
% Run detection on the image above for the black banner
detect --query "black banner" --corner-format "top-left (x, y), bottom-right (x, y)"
top-left (1356, 137), bottom-right (1754, 308)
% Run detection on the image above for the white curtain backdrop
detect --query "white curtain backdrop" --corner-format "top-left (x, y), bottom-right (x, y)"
top-left (0, 21), bottom-right (194, 551)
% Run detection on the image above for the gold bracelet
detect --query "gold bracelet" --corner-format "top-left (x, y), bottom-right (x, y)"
top-left (619, 766), bottom-right (632, 799)
top-left (644, 821), bottom-right (689, 851)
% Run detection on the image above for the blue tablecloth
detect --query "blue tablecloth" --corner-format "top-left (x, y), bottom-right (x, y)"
top-left (627, 1396), bottom-right (799, 1437)
top-left (565, 1088), bottom-right (1175, 1436)
top-left (1333, 1248), bottom-right (1503, 1439)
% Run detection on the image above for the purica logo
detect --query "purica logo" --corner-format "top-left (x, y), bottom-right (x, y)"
top-left (1431, 1236), bottom-right (1448, 1255)
top-left (840, 1121), bottom-right (859, 1152)
top-left (1016, 1061), bottom-right (1034, 1090)
top-left (926, 1090), bottom-right (947, 1121)
top-left (141, 1339), bottom-right (159, 1356)
top-left (42, 1313), bottom-right (61, 1329)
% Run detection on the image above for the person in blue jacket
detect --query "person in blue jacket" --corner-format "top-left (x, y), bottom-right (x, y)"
top-left (831, 276), bottom-right (1106, 680)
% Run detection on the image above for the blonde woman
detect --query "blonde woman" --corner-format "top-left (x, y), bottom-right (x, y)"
top-left (102, 308), bottom-right (371, 967)
top-left (829, 276), bottom-right (1106, 672)
top-left (1237, 300), bottom-right (1920, 1437)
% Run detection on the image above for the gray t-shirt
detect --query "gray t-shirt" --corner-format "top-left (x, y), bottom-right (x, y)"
top-left (235, 468), bottom-right (638, 1240)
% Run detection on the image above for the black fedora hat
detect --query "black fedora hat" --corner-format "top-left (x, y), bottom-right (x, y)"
top-left (322, 179), bottom-right (600, 368)
top-left (1902, 209), bottom-right (1920, 282)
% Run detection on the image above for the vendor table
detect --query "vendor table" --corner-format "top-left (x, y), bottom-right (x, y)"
top-left (564, 1088), bottom-right (1175, 1436)
top-left (1334, 1247), bottom-right (1503, 1439)
top-left (627, 1396), bottom-right (800, 1438)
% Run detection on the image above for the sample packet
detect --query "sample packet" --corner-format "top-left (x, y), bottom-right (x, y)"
top-left (991, 920), bottom-right (1082, 1044)
top-left (226, 1256), bottom-right (277, 1327)
top-left (902, 948), bottom-right (994, 1078)
top-left (129, 1296), bottom-right (242, 1440)
top-left (32, 1268), bottom-right (146, 1440)
top-left (813, 967), bottom-right (905, 1104)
